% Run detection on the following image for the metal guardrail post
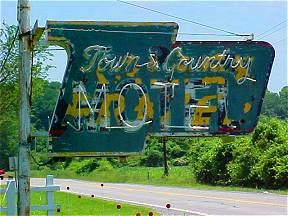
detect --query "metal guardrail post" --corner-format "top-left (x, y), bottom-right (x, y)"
top-left (46, 175), bottom-right (54, 216)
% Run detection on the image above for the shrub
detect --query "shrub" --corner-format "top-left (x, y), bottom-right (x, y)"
top-left (226, 137), bottom-right (257, 186)
top-left (249, 117), bottom-right (288, 189)
top-left (190, 117), bottom-right (288, 189)
top-left (172, 157), bottom-right (189, 166)
top-left (251, 117), bottom-right (286, 149)
top-left (67, 158), bottom-right (98, 174)
top-left (170, 144), bottom-right (185, 158)
top-left (191, 139), bottom-right (233, 185)
top-left (140, 138), bottom-right (163, 167)
top-left (251, 144), bottom-right (288, 189)
top-left (140, 149), bottom-right (163, 167)
top-left (97, 159), bottom-right (114, 171)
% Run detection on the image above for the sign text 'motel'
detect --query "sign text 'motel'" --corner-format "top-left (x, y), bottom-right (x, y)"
top-left (47, 21), bottom-right (274, 156)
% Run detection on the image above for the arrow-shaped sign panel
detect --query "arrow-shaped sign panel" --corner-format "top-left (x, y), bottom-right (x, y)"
top-left (46, 21), bottom-right (274, 156)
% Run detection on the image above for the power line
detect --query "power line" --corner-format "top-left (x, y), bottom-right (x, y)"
top-left (45, 25), bottom-right (252, 52)
top-left (45, 48), bottom-right (65, 51)
top-left (117, 0), bottom-right (250, 37)
top-left (0, 26), bottom-right (19, 78)
top-left (256, 19), bottom-right (287, 38)
top-left (48, 27), bottom-right (242, 37)
top-left (273, 37), bottom-right (287, 45)
top-left (258, 24), bottom-right (287, 40)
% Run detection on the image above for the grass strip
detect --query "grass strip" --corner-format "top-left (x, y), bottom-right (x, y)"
top-left (1, 186), bottom-right (158, 216)
top-left (31, 167), bottom-right (288, 195)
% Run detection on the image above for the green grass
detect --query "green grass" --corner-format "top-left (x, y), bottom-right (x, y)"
top-left (1, 189), bottom-right (158, 216)
top-left (31, 166), bottom-right (288, 195)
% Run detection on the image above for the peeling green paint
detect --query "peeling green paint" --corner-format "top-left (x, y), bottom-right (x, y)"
top-left (46, 21), bottom-right (274, 155)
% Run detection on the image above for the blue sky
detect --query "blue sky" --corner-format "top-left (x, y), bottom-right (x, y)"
top-left (1, 0), bottom-right (287, 92)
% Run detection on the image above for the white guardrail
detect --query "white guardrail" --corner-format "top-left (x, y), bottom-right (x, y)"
top-left (0, 175), bottom-right (60, 216)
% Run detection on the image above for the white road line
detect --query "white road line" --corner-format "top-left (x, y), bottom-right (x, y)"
top-left (63, 189), bottom-right (208, 216)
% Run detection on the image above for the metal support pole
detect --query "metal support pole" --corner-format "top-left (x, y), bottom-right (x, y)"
top-left (162, 137), bottom-right (169, 176)
top-left (17, 0), bottom-right (31, 215)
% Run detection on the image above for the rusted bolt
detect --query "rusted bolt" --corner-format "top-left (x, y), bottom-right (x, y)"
top-left (116, 204), bottom-right (121, 209)
top-left (148, 212), bottom-right (153, 216)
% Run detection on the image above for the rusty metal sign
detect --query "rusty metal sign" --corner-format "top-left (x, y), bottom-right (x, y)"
top-left (46, 21), bottom-right (274, 156)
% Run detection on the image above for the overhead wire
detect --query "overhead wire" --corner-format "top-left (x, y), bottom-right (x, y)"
top-left (256, 19), bottom-right (287, 38)
top-left (45, 48), bottom-right (65, 51)
top-left (258, 24), bottom-right (287, 40)
top-left (44, 23), bottom-right (253, 51)
top-left (117, 0), bottom-right (250, 37)
top-left (273, 37), bottom-right (287, 45)
top-left (43, 26), bottom-right (247, 52)
top-left (47, 27), bottom-right (242, 37)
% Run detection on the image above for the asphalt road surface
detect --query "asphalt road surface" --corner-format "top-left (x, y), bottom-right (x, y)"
top-left (30, 178), bottom-right (287, 215)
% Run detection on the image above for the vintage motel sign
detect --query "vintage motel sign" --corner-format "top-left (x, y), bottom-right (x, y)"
top-left (46, 21), bottom-right (274, 156)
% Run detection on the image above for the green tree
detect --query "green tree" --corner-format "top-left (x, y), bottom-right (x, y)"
top-left (278, 86), bottom-right (288, 119)
top-left (140, 138), bottom-right (163, 167)
top-left (0, 24), bottom-right (53, 169)
top-left (31, 81), bottom-right (61, 130)
top-left (250, 117), bottom-right (288, 188)
top-left (261, 91), bottom-right (280, 117)
top-left (261, 87), bottom-right (288, 119)
top-left (188, 117), bottom-right (288, 189)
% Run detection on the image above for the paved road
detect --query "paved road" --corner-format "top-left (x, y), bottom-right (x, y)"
top-left (31, 178), bottom-right (287, 215)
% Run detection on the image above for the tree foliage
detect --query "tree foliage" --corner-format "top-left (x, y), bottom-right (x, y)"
top-left (1, 24), bottom-right (287, 190)
top-left (261, 87), bottom-right (288, 119)
top-left (31, 81), bottom-right (61, 130)
top-left (0, 24), bottom-right (53, 169)
top-left (32, 83), bottom-right (287, 189)
top-left (189, 117), bottom-right (288, 189)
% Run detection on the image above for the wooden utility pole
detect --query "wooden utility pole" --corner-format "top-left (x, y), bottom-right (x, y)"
top-left (17, 0), bottom-right (31, 215)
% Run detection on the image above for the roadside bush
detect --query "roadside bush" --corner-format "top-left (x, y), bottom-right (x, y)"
top-left (97, 159), bottom-right (114, 171)
top-left (170, 144), bottom-right (185, 158)
top-left (140, 149), bottom-right (163, 167)
top-left (250, 117), bottom-right (288, 189)
top-left (125, 156), bottom-right (142, 167)
top-left (140, 138), bottom-right (163, 167)
top-left (172, 157), bottom-right (189, 166)
top-left (191, 139), bottom-right (233, 185)
top-left (226, 137), bottom-right (257, 186)
top-left (140, 137), bottom-right (191, 167)
top-left (189, 117), bottom-right (288, 189)
top-left (251, 144), bottom-right (288, 189)
top-left (68, 158), bottom-right (98, 174)
top-left (188, 138), bottom-right (213, 167)
top-left (252, 117), bottom-right (286, 149)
